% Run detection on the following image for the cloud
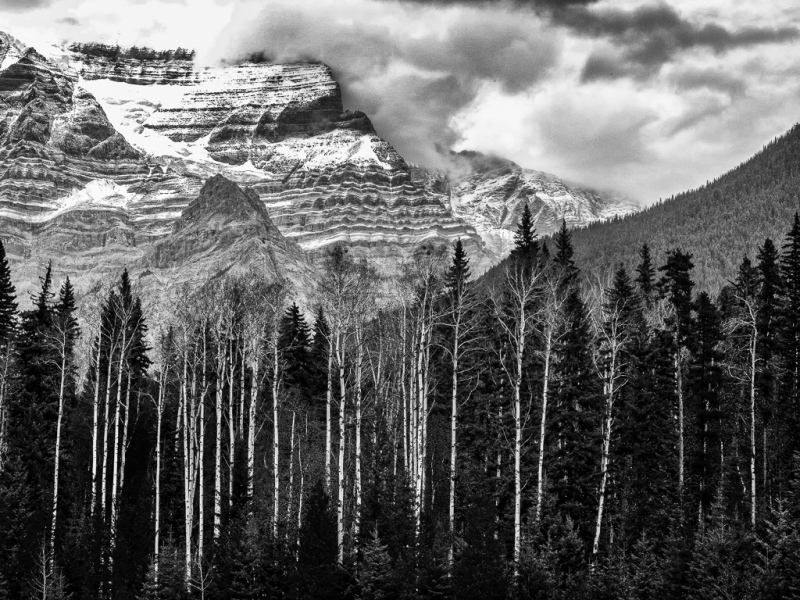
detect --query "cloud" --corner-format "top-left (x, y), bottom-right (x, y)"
top-left (564, 2), bottom-right (799, 80)
top-left (204, 0), bottom-right (561, 168)
top-left (58, 16), bottom-right (80, 25)
top-left (0, 0), bottom-right (52, 11)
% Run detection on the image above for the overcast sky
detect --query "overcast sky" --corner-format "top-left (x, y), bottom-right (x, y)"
top-left (2, 0), bottom-right (799, 204)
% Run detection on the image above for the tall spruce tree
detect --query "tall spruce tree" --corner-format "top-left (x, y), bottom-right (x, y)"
top-left (551, 230), bottom-right (600, 535)
top-left (779, 214), bottom-right (800, 460)
top-left (0, 240), bottom-right (17, 471)
top-left (636, 244), bottom-right (656, 307)
top-left (279, 302), bottom-right (311, 393)
top-left (658, 249), bottom-right (696, 504)
top-left (688, 291), bottom-right (724, 525)
top-left (757, 239), bottom-right (782, 496)
top-left (511, 202), bottom-right (539, 265)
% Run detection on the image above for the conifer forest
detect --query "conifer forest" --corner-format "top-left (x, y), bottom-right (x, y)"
top-left (3, 208), bottom-right (800, 600)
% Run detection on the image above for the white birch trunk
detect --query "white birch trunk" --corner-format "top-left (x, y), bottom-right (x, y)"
top-left (448, 318), bottom-right (459, 570)
top-left (154, 369), bottom-right (164, 582)
top-left (337, 331), bottom-right (346, 565)
top-left (325, 344), bottom-right (333, 493)
top-left (536, 331), bottom-right (552, 522)
top-left (247, 358), bottom-right (258, 508)
top-left (272, 333), bottom-right (280, 540)
top-left (750, 333), bottom-right (757, 527)
top-left (50, 349), bottom-right (67, 563)
top-left (90, 336), bottom-right (101, 518)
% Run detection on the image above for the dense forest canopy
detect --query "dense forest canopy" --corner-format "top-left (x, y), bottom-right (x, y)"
top-left (1, 208), bottom-right (800, 599)
top-left (569, 124), bottom-right (800, 292)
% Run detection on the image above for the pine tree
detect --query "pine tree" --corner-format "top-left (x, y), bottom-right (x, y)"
top-left (658, 250), bottom-right (696, 504)
top-left (0, 240), bottom-right (17, 342)
top-left (0, 240), bottom-right (17, 471)
top-left (553, 219), bottom-right (578, 288)
top-left (279, 301), bottom-right (311, 393)
top-left (756, 238), bottom-right (781, 497)
top-left (688, 291), bottom-right (724, 524)
top-left (635, 244), bottom-right (655, 306)
top-left (511, 203), bottom-right (539, 265)
top-left (756, 501), bottom-right (800, 598)
top-left (779, 214), bottom-right (800, 460)
top-left (358, 528), bottom-right (396, 600)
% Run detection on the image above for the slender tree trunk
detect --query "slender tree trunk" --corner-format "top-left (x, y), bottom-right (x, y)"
top-left (326, 342), bottom-right (333, 493)
top-left (110, 329), bottom-right (127, 582)
top-left (214, 340), bottom-right (223, 541)
top-left (750, 334), bottom-right (757, 527)
top-left (228, 339), bottom-right (235, 511)
top-left (513, 328), bottom-right (523, 581)
top-left (239, 340), bottom-right (245, 437)
top-left (91, 336), bottom-right (101, 518)
top-left (50, 349), bottom-right (67, 564)
top-left (286, 411), bottom-right (296, 540)
top-left (0, 342), bottom-right (10, 470)
top-left (536, 331), bottom-right (552, 522)
top-left (593, 358), bottom-right (615, 560)
top-left (182, 345), bottom-right (193, 589)
top-left (273, 335), bottom-right (280, 540)
top-left (101, 343), bottom-right (114, 523)
top-left (199, 335), bottom-right (207, 561)
top-left (676, 353), bottom-right (685, 503)
top-left (247, 358), bottom-right (258, 509)
top-left (118, 376), bottom-right (132, 503)
top-left (448, 319), bottom-right (459, 571)
top-left (154, 369), bottom-right (164, 583)
top-left (354, 331), bottom-right (363, 552)
top-left (337, 331), bottom-right (346, 565)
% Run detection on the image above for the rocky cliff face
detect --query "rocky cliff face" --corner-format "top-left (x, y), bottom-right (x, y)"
top-left (0, 33), bottom-right (637, 299)
top-left (445, 151), bottom-right (638, 258)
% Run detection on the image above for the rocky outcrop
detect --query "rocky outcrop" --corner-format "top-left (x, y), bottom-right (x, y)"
top-left (143, 175), bottom-right (315, 292)
top-left (446, 151), bottom-right (638, 258)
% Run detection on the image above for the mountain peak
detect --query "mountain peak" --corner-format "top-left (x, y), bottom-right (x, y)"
top-left (176, 174), bottom-right (275, 233)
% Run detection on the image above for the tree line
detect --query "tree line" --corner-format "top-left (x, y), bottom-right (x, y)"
top-left (1, 207), bottom-right (800, 599)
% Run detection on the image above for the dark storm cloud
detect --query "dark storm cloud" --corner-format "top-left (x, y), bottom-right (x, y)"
top-left (567, 3), bottom-right (799, 81)
top-left (0, 0), bottom-right (52, 11)
top-left (211, 3), bottom-right (560, 168)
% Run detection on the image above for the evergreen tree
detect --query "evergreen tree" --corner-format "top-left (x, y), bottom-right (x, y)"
top-left (446, 238), bottom-right (471, 295)
top-left (551, 231), bottom-right (600, 534)
top-left (635, 244), bottom-right (655, 306)
top-left (688, 292), bottom-right (724, 523)
top-left (779, 214), bottom-right (800, 460)
top-left (756, 239), bottom-right (782, 497)
top-left (511, 203), bottom-right (539, 265)
top-left (357, 528), bottom-right (396, 600)
top-left (0, 240), bottom-right (17, 342)
top-left (279, 302), bottom-right (312, 393)
top-left (553, 219), bottom-right (578, 287)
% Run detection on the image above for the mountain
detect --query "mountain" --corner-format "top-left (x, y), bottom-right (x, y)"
top-left (0, 32), bottom-right (638, 297)
top-left (568, 124), bottom-right (800, 291)
top-left (444, 151), bottom-right (637, 258)
top-left (144, 174), bottom-right (313, 291)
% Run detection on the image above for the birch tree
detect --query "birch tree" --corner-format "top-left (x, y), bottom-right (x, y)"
top-left (489, 248), bottom-right (544, 580)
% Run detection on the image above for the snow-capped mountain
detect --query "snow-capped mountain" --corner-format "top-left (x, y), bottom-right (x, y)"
top-left (445, 151), bottom-right (638, 259)
top-left (0, 32), bottom-right (638, 296)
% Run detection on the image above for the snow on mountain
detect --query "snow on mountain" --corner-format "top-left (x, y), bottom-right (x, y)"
top-left (0, 33), bottom-right (638, 298)
top-left (446, 152), bottom-right (639, 258)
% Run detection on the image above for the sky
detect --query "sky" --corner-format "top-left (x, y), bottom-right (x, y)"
top-left (2, 0), bottom-right (799, 204)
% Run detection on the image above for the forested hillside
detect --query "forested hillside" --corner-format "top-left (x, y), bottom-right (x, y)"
top-left (570, 124), bottom-right (800, 291)
top-left (2, 207), bottom-right (800, 599)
